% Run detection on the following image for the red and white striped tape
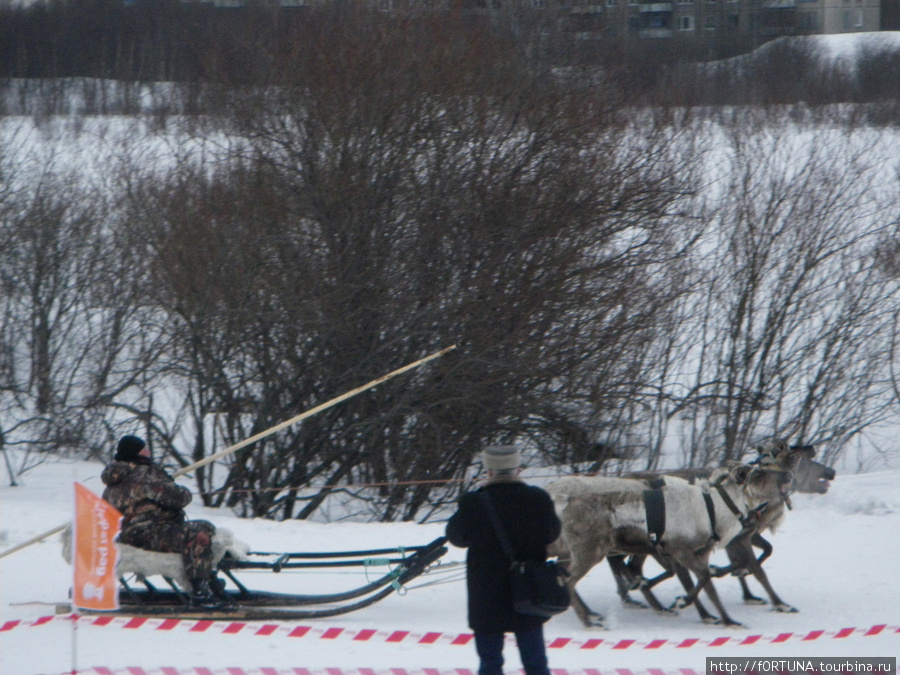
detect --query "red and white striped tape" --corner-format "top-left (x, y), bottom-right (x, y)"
top-left (41, 669), bottom-right (704, 675)
top-left (5, 615), bottom-right (898, 652)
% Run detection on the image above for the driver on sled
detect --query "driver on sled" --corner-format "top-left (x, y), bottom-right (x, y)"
top-left (101, 435), bottom-right (222, 608)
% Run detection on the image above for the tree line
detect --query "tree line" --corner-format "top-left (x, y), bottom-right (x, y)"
top-left (6, 0), bottom-right (900, 111)
top-left (2, 4), bottom-right (900, 521)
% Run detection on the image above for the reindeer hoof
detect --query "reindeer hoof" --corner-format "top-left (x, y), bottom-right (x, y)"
top-left (622, 596), bottom-right (648, 609)
top-left (702, 615), bottom-right (723, 625)
top-left (743, 597), bottom-right (767, 606)
top-left (673, 595), bottom-right (691, 610)
top-left (584, 613), bottom-right (606, 628)
top-left (774, 604), bottom-right (798, 614)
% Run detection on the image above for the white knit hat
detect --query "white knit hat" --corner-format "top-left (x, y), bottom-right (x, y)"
top-left (483, 445), bottom-right (520, 471)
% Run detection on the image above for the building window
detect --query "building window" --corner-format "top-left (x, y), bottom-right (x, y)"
top-left (798, 10), bottom-right (818, 27)
top-left (705, 15), bottom-right (716, 28)
top-left (843, 8), bottom-right (863, 26)
top-left (679, 14), bottom-right (695, 28)
top-left (607, 0), bottom-right (617, 7)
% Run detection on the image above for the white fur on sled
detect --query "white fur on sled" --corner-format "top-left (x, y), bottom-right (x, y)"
top-left (61, 525), bottom-right (251, 590)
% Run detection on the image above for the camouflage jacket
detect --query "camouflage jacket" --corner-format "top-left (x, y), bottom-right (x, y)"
top-left (101, 460), bottom-right (192, 539)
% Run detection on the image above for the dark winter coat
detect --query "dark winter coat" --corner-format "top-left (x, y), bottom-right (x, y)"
top-left (101, 460), bottom-right (192, 546)
top-left (101, 459), bottom-right (218, 580)
top-left (446, 477), bottom-right (562, 633)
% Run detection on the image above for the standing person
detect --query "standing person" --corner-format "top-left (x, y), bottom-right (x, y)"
top-left (101, 435), bottom-right (221, 608)
top-left (446, 445), bottom-right (562, 675)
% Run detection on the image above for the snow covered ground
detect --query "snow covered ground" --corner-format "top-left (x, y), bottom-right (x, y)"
top-left (1, 454), bottom-right (898, 675)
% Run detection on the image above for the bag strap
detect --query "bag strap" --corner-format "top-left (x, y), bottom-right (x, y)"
top-left (479, 490), bottom-right (517, 563)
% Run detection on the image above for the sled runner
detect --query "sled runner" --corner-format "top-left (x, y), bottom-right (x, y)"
top-left (102, 535), bottom-right (449, 620)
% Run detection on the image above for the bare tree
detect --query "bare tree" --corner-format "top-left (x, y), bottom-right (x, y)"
top-left (673, 112), bottom-right (900, 465)
top-left (117, 6), bottom-right (701, 521)
top-left (0, 123), bottom-right (168, 483)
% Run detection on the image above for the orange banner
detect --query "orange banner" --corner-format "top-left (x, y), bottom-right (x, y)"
top-left (73, 482), bottom-right (122, 611)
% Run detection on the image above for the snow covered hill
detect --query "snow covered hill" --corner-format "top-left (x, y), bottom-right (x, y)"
top-left (1, 455), bottom-right (898, 675)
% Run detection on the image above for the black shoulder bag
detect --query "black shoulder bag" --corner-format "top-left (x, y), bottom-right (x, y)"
top-left (479, 490), bottom-right (570, 618)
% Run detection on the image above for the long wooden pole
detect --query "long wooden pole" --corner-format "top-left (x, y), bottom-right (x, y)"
top-left (174, 344), bottom-right (456, 476)
top-left (0, 345), bottom-right (456, 560)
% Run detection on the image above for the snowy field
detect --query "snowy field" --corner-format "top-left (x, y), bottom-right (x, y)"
top-left (1, 454), bottom-right (898, 675)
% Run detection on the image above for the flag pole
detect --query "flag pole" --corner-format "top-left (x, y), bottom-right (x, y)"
top-left (0, 344), bottom-right (456, 560)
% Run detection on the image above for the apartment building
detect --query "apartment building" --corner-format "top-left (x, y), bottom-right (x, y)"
top-left (564, 0), bottom-right (879, 44)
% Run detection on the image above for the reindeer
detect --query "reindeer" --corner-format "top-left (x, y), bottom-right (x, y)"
top-left (608, 440), bottom-right (836, 615)
top-left (548, 462), bottom-right (794, 628)
top-left (709, 443), bottom-right (836, 610)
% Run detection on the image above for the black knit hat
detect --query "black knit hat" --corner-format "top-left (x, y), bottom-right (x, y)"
top-left (114, 435), bottom-right (147, 462)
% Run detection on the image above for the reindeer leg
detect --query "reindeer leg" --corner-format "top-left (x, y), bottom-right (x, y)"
top-left (676, 556), bottom-right (743, 628)
top-left (752, 532), bottom-right (773, 565)
top-left (722, 538), bottom-right (769, 606)
top-left (558, 550), bottom-right (607, 628)
top-left (740, 542), bottom-right (797, 613)
top-left (635, 554), bottom-right (678, 615)
top-left (608, 554), bottom-right (648, 609)
top-left (672, 564), bottom-right (718, 623)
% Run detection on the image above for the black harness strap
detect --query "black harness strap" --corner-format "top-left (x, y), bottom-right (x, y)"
top-left (702, 491), bottom-right (720, 542)
top-left (712, 477), bottom-right (757, 530)
top-left (643, 487), bottom-right (666, 545)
